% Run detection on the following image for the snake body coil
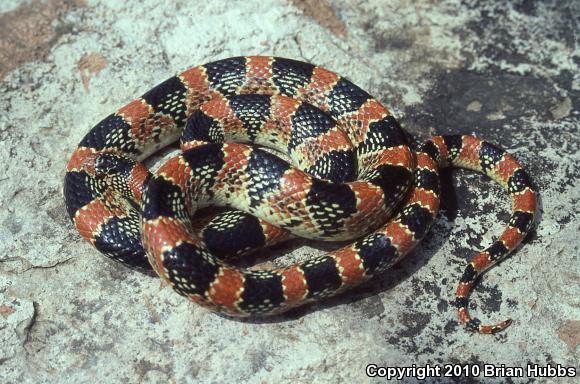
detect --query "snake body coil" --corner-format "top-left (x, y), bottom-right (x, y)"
top-left (64, 56), bottom-right (536, 333)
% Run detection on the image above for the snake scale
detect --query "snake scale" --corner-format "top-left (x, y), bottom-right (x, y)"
top-left (63, 56), bottom-right (536, 333)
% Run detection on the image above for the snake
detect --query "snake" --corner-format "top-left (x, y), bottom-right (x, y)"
top-left (63, 56), bottom-right (537, 334)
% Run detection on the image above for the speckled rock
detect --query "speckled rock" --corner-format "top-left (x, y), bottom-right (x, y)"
top-left (0, 1), bottom-right (578, 383)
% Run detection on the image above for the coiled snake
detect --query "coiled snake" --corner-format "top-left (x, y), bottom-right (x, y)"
top-left (64, 56), bottom-right (536, 333)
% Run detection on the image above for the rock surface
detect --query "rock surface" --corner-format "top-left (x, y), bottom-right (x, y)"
top-left (0, 0), bottom-right (578, 383)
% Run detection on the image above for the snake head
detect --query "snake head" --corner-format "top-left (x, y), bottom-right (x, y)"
top-left (93, 153), bottom-right (151, 202)
top-left (94, 153), bottom-right (136, 177)
top-left (93, 153), bottom-right (138, 198)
